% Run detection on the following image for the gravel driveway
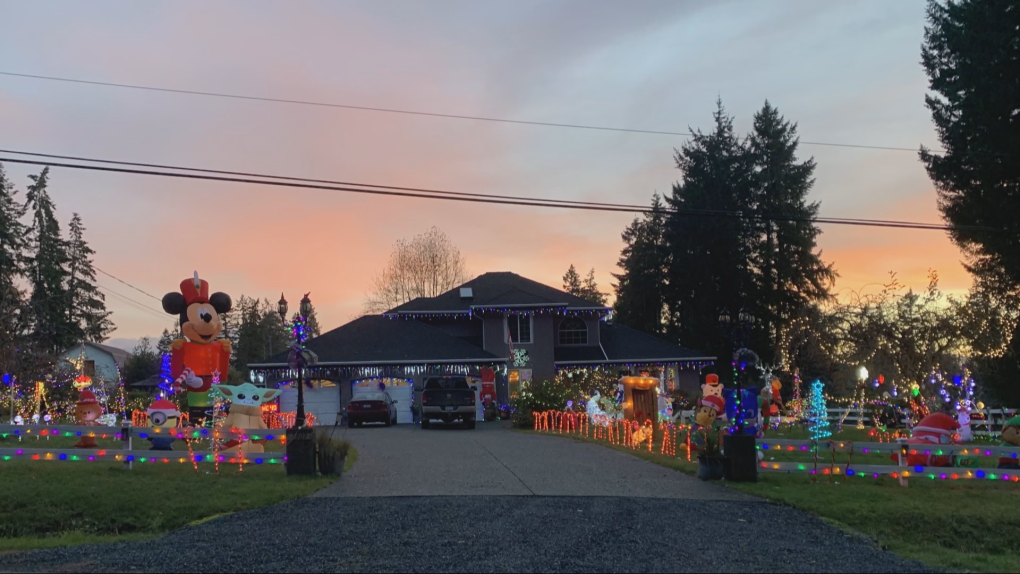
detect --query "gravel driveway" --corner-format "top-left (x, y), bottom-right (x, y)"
top-left (0, 423), bottom-right (934, 573)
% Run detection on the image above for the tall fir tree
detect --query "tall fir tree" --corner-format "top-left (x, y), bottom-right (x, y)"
top-left (920, 0), bottom-right (1020, 293)
top-left (24, 168), bottom-right (72, 354)
top-left (664, 100), bottom-right (756, 360)
top-left (562, 265), bottom-right (583, 296)
top-left (65, 213), bottom-right (113, 343)
top-left (748, 102), bottom-right (835, 363)
top-left (156, 328), bottom-right (175, 357)
top-left (613, 194), bottom-right (669, 335)
top-left (581, 268), bottom-right (608, 305)
top-left (0, 163), bottom-right (27, 373)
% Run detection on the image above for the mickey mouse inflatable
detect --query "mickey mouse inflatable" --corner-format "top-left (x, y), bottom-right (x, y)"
top-left (162, 272), bottom-right (232, 425)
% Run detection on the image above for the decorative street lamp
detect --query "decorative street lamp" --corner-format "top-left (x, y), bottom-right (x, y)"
top-left (718, 305), bottom-right (758, 483)
top-left (281, 292), bottom-right (318, 475)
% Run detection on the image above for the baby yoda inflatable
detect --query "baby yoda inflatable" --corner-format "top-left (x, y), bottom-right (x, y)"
top-left (215, 383), bottom-right (281, 454)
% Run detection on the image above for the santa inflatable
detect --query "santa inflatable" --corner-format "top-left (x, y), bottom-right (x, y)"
top-left (893, 412), bottom-right (961, 467)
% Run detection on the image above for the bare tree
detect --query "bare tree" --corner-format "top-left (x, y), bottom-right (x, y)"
top-left (364, 227), bottom-right (469, 314)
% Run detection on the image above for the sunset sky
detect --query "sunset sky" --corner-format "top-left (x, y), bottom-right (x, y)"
top-left (0, 0), bottom-right (968, 351)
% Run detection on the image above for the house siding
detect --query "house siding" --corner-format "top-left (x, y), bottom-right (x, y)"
top-left (58, 346), bottom-right (120, 382)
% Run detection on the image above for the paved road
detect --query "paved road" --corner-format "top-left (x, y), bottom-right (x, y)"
top-left (0, 423), bottom-right (933, 573)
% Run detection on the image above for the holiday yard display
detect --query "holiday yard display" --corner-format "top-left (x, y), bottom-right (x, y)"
top-left (807, 380), bottom-right (831, 440)
top-left (215, 383), bottom-right (282, 454)
top-left (146, 399), bottom-right (180, 451)
top-left (73, 389), bottom-right (102, 448)
top-left (998, 415), bottom-right (1020, 469)
top-left (895, 412), bottom-right (961, 467)
top-left (162, 272), bottom-right (232, 424)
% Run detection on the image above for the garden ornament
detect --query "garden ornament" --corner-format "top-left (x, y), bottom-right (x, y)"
top-left (147, 399), bottom-right (180, 451)
top-left (73, 389), bottom-right (102, 448)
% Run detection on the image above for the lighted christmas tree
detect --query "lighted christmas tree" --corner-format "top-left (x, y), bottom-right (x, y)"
top-left (808, 380), bottom-right (831, 439)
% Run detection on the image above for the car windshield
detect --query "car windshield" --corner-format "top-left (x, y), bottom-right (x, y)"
top-left (424, 377), bottom-right (470, 390)
top-left (353, 392), bottom-right (387, 401)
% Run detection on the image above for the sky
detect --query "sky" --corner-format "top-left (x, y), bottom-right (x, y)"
top-left (0, 0), bottom-right (967, 351)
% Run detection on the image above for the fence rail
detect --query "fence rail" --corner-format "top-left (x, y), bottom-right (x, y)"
top-left (676, 408), bottom-right (1017, 435)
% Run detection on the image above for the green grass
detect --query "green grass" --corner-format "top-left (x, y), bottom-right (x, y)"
top-left (0, 446), bottom-right (355, 551)
top-left (525, 428), bottom-right (1020, 573)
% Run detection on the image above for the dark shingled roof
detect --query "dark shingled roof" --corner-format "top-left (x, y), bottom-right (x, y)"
top-left (553, 346), bottom-right (607, 363)
top-left (250, 315), bottom-right (501, 366)
top-left (388, 272), bottom-right (608, 313)
top-left (598, 323), bottom-right (711, 362)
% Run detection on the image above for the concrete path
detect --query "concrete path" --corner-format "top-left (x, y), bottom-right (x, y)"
top-left (315, 421), bottom-right (748, 500)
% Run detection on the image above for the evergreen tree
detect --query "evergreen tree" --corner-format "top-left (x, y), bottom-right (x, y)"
top-left (24, 168), bottom-right (72, 354)
top-left (613, 194), bottom-right (669, 335)
top-left (562, 265), bottom-right (583, 296)
top-left (748, 101), bottom-right (835, 363)
top-left (664, 100), bottom-right (756, 359)
top-left (581, 268), bottom-right (608, 306)
top-left (303, 301), bottom-right (322, 338)
top-left (920, 0), bottom-right (1020, 293)
top-left (65, 213), bottom-right (113, 343)
top-left (121, 337), bottom-right (160, 384)
top-left (156, 328), bottom-right (175, 357)
top-left (0, 163), bottom-right (27, 372)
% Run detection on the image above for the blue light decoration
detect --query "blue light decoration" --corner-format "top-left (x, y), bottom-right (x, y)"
top-left (158, 353), bottom-right (174, 397)
top-left (808, 380), bottom-right (831, 439)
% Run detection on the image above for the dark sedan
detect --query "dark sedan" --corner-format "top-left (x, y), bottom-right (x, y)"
top-left (347, 392), bottom-right (398, 427)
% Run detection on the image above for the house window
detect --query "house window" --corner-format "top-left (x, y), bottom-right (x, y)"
top-left (506, 313), bottom-right (532, 344)
top-left (558, 317), bottom-right (588, 345)
top-left (84, 360), bottom-right (96, 378)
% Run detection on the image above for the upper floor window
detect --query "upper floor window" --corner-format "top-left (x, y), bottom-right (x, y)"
top-left (558, 317), bottom-right (588, 345)
top-left (506, 313), bottom-right (532, 344)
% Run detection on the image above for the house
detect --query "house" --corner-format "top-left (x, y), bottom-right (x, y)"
top-left (249, 272), bottom-right (714, 424)
top-left (58, 342), bottom-right (130, 382)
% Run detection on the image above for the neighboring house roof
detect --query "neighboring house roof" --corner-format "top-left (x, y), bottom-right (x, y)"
top-left (596, 323), bottom-right (712, 363)
top-left (65, 342), bottom-right (131, 365)
top-left (387, 272), bottom-right (609, 314)
top-left (250, 315), bottom-right (502, 367)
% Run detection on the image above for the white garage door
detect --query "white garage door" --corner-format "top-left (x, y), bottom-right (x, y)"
top-left (280, 383), bottom-right (341, 426)
top-left (352, 378), bottom-right (413, 424)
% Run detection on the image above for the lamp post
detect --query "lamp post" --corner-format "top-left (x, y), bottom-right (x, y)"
top-left (281, 292), bottom-right (317, 475)
top-left (718, 306), bottom-right (758, 483)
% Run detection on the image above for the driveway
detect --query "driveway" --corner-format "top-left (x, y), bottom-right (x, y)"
top-left (0, 423), bottom-right (933, 573)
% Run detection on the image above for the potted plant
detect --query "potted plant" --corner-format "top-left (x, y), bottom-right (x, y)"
top-left (696, 427), bottom-right (726, 481)
top-left (315, 430), bottom-right (351, 476)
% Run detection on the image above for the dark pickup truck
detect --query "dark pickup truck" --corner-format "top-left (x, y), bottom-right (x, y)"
top-left (420, 376), bottom-right (476, 429)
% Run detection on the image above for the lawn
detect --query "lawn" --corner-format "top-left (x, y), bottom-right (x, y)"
top-left (526, 427), bottom-right (1020, 573)
top-left (0, 447), bottom-right (355, 551)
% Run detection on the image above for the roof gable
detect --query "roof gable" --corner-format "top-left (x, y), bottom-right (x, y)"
top-left (387, 272), bottom-right (608, 314)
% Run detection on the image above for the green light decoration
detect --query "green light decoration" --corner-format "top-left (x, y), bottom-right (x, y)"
top-left (808, 380), bottom-right (831, 439)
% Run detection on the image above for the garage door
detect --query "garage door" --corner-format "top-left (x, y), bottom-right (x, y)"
top-left (280, 382), bottom-right (341, 426)
top-left (352, 378), bottom-right (413, 424)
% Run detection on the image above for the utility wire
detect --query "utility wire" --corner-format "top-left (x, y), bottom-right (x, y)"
top-left (0, 71), bottom-right (944, 154)
top-left (97, 285), bottom-right (168, 321)
top-left (94, 266), bottom-right (162, 302)
top-left (0, 150), bottom-right (989, 231)
top-left (0, 155), bottom-right (1000, 233)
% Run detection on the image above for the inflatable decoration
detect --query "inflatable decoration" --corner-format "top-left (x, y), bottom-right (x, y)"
top-left (770, 378), bottom-right (783, 417)
top-left (998, 415), bottom-right (1020, 469)
top-left (216, 383), bottom-right (281, 454)
top-left (162, 272), bottom-right (232, 425)
top-left (73, 389), bottom-right (102, 448)
top-left (957, 410), bottom-right (973, 443)
top-left (147, 399), bottom-right (180, 451)
top-left (695, 395), bottom-right (725, 428)
top-left (893, 413), bottom-right (960, 467)
top-left (758, 385), bottom-right (772, 430)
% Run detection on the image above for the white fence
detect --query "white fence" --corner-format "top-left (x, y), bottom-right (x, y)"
top-left (677, 408), bottom-right (1016, 435)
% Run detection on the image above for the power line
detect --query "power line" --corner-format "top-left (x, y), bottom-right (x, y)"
top-left (0, 148), bottom-right (973, 228)
top-left (94, 266), bottom-right (162, 301)
top-left (0, 150), bottom-right (988, 231)
top-left (0, 155), bottom-right (999, 232)
top-left (97, 285), bottom-right (168, 321)
top-left (0, 70), bottom-right (942, 154)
